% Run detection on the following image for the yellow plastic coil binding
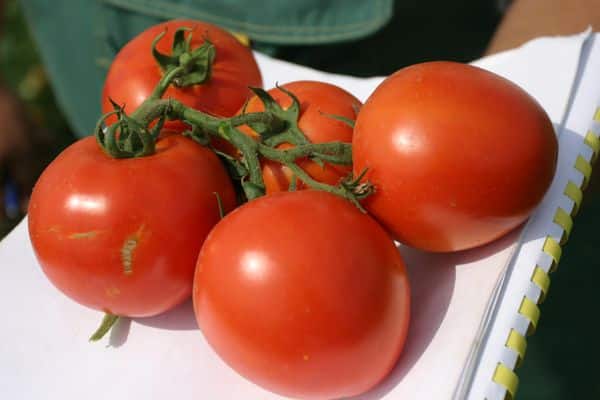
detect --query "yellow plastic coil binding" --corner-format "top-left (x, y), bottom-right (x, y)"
top-left (564, 181), bottom-right (583, 216)
top-left (542, 236), bottom-right (562, 272)
top-left (519, 297), bottom-right (540, 336)
top-left (492, 363), bottom-right (519, 400)
top-left (575, 155), bottom-right (592, 189)
top-left (552, 207), bottom-right (573, 244)
top-left (505, 329), bottom-right (527, 368)
top-left (531, 266), bottom-right (551, 303)
top-left (584, 131), bottom-right (600, 163)
top-left (492, 107), bottom-right (599, 400)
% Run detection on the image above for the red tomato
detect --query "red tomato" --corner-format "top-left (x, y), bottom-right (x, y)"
top-left (28, 134), bottom-right (236, 317)
top-left (194, 190), bottom-right (410, 399)
top-left (240, 81), bottom-right (361, 193)
top-left (102, 19), bottom-right (262, 129)
top-left (353, 61), bottom-right (558, 252)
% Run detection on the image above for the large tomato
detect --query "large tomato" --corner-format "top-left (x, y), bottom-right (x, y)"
top-left (240, 81), bottom-right (361, 193)
top-left (102, 19), bottom-right (262, 128)
top-left (353, 61), bottom-right (558, 252)
top-left (28, 134), bottom-right (236, 317)
top-left (194, 190), bottom-right (410, 399)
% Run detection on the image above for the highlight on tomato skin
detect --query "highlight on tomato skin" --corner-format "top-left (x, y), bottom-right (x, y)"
top-left (27, 133), bottom-right (237, 319)
top-left (238, 80), bottom-right (362, 193)
top-left (353, 61), bottom-right (558, 253)
top-left (193, 190), bottom-right (410, 399)
top-left (102, 19), bottom-right (263, 129)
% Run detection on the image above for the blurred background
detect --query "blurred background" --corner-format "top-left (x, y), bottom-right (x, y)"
top-left (1, 0), bottom-right (598, 398)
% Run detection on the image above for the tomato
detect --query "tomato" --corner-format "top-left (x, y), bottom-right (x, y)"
top-left (28, 134), bottom-right (236, 317)
top-left (240, 81), bottom-right (361, 193)
top-left (102, 19), bottom-right (262, 129)
top-left (353, 61), bottom-right (558, 252)
top-left (194, 190), bottom-right (410, 399)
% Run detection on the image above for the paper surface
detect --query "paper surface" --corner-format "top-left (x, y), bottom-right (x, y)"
top-left (0, 32), bottom-right (592, 399)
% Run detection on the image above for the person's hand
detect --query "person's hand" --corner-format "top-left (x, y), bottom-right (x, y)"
top-left (487, 0), bottom-right (600, 55)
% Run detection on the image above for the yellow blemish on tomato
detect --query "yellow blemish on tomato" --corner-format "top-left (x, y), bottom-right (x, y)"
top-left (68, 231), bottom-right (100, 239)
top-left (105, 286), bottom-right (121, 297)
top-left (303, 354), bottom-right (310, 361)
top-left (120, 224), bottom-right (146, 275)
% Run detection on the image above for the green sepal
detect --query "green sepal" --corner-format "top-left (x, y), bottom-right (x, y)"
top-left (150, 114), bottom-right (166, 141)
top-left (151, 31), bottom-right (179, 70)
top-left (95, 105), bottom-right (156, 159)
top-left (183, 123), bottom-right (210, 145)
top-left (319, 111), bottom-right (356, 129)
top-left (341, 168), bottom-right (374, 201)
top-left (89, 313), bottom-right (120, 342)
top-left (241, 180), bottom-right (265, 201)
top-left (248, 85), bottom-right (332, 167)
top-left (213, 192), bottom-right (225, 219)
top-left (214, 150), bottom-right (248, 179)
top-left (172, 27), bottom-right (192, 56)
top-left (288, 175), bottom-right (298, 191)
top-left (174, 41), bottom-right (216, 87)
top-left (152, 27), bottom-right (216, 88)
top-left (218, 122), bottom-right (265, 200)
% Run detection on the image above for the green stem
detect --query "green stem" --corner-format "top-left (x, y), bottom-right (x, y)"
top-left (149, 65), bottom-right (185, 101)
top-left (258, 144), bottom-right (365, 211)
top-left (219, 124), bottom-right (265, 200)
top-left (130, 99), bottom-right (174, 127)
top-left (258, 142), bottom-right (352, 165)
top-left (89, 313), bottom-right (120, 342)
top-left (171, 101), bottom-right (282, 134)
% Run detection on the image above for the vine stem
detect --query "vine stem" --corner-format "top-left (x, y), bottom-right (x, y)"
top-left (149, 65), bottom-right (185, 100)
top-left (129, 99), bottom-right (281, 135)
top-left (258, 144), bottom-right (364, 210)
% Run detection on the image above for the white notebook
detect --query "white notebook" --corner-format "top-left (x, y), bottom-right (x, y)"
top-left (1, 30), bottom-right (598, 400)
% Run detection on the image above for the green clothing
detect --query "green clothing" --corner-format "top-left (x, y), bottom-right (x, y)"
top-left (19, 0), bottom-right (392, 137)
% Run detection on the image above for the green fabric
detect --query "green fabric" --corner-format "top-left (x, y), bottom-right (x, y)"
top-left (102, 0), bottom-right (393, 45)
top-left (19, 0), bottom-right (392, 137)
top-left (19, 0), bottom-right (108, 137)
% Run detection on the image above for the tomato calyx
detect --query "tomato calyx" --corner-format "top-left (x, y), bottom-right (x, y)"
top-left (94, 99), bottom-right (167, 158)
top-left (318, 110), bottom-right (357, 129)
top-left (151, 27), bottom-right (216, 89)
top-left (245, 85), bottom-right (306, 147)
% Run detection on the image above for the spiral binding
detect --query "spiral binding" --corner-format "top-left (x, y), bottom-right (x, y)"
top-left (490, 108), bottom-right (600, 400)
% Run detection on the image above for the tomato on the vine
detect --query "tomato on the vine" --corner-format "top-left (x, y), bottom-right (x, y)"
top-left (194, 190), bottom-right (410, 399)
top-left (28, 133), bottom-right (236, 317)
top-left (353, 61), bottom-right (558, 252)
top-left (102, 19), bottom-right (262, 129)
top-left (240, 81), bottom-right (361, 193)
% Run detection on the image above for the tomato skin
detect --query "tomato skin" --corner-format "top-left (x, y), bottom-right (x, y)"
top-left (28, 134), bottom-right (236, 317)
top-left (240, 81), bottom-right (361, 193)
top-left (102, 19), bottom-right (262, 129)
top-left (194, 190), bottom-right (410, 399)
top-left (353, 61), bottom-right (558, 252)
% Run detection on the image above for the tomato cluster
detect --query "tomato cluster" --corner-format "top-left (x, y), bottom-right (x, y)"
top-left (27, 19), bottom-right (557, 399)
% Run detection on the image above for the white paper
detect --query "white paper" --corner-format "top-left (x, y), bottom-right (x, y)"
top-left (0, 32), bottom-right (594, 400)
